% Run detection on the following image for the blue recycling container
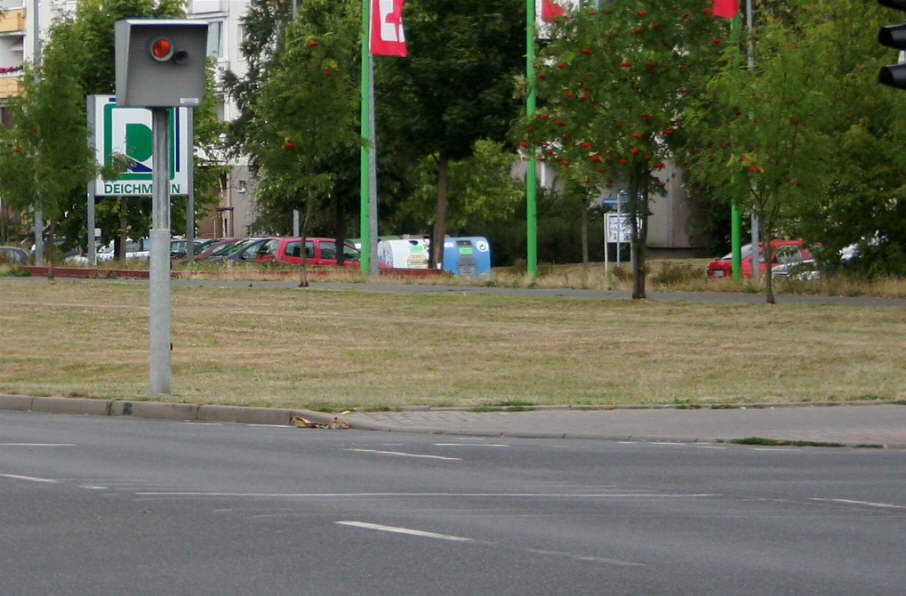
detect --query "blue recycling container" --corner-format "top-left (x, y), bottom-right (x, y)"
top-left (442, 236), bottom-right (491, 278)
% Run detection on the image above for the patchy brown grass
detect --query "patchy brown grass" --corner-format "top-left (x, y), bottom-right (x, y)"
top-left (1, 278), bottom-right (903, 410)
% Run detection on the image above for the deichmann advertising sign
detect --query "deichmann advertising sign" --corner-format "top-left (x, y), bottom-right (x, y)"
top-left (90, 95), bottom-right (189, 196)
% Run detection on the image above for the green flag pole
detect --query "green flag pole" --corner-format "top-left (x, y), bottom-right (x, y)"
top-left (526, 0), bottom-right (538, 279)
top-left (360, 0), bottom-right (372, 274)
top-left (730, 10), bottom-right (742, 280)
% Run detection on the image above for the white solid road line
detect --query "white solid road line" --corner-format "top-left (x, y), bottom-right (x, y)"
top-left (0, 443), bottom-right (76, 447)
top-left (336, 521), bottom-right (647, 567)
top-left (346, 448), bottom-right (462, 461)
top-left (0, 473), bottom-right (58, 484)
top-left (810, 497), bottom-right (906, 510)
top-left (433, 443), bottom-right (509, 448)
top-left (134, 490), bottom-right (717, 499)
top-left (336, 521), bottom-right (474, 542)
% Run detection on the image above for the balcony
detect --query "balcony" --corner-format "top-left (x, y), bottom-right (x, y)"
top-left (0, 74), bottom-right (22, 97)
top-left (0, 9), bottom-right (25, 33)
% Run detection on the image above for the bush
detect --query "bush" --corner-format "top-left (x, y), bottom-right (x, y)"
top-left (651, 261), bottom-right (701, 285)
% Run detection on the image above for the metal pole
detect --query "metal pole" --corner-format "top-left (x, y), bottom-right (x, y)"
top-left (360, 0), bottom-right (372, 274)
top-left (149, 107), bottom-right (172, 394)
top-left (730, 12), bottom-right (742, 280)
top-left (616, 191), bottom-right (623, 267)
top-left (186, 110), bottom-right (195, 261)
top-left (525, 0), bottom-right (538, 279)
top-left (293, 209), bottom-right (300, 236)
top-left (87, 189), bottom-right (96, 266)
top-left (746, 0), bottom-right (760, 278)
top-left (368, 56), bottom-right (379, 276)
top-left (603, 213), bottom-right (608, 275)
top-left (31, 0), bottom-right (42, 265)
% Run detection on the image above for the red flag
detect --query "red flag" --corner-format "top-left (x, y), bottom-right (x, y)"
top-left (712, 0), bottom-right (739, 18)
top-left (371, 0), bottom-right (407, 57)
top-left (542, 0), bottom-right (565, 22)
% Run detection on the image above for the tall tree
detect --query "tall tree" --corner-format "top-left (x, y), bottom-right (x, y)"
top-left (519, 1), bottom-right (719, 298)
top-left (785, 1), bottom-right (906, 277)
top-left (378, 0), bottom-right (525, 268)
top-left (0, 21), bottom-right (96, 274)
top-left (225, 0), bottom-right (361, 273)
top-left (233, 0), bottom-right (360, 286)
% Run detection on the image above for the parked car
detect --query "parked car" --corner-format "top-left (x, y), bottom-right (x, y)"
top-left (0, 246), bottom-right (28, 264)
top-left (254, 237), bottom-right (361, 268)
top-left (184, 238), bottom-right (241, 263)
top-left (206, 237), bottom-right (271, 264)
top-left (64, 238), bottom-right (151, 265)
top-left (707, 240), bottom-right (820, 278)
top-left (169, 238), bottom-right (209, 259)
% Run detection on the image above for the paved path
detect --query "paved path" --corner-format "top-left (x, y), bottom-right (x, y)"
top-left (342, 404), bottom-right (906, 447)
top-left (3, 394), bottom-right (903, 447)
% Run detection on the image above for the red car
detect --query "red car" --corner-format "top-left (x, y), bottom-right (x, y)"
top-left (254, 237), bottom-right (361, 268)
top-left (707, 240), bottom-right (819, 278)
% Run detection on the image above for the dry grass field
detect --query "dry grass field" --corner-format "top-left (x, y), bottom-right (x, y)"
top-left (1, 276), bottom-right (903, 411)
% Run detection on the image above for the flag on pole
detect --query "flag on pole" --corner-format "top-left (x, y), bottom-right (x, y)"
top-left (541, 0), bottom-right (565, 22)
top-left (371, 0), bottom-right (407, 57)
top-left (535, 0), bottom-right (578, 39)
top-left (712, 0), bottom-right (739, 18)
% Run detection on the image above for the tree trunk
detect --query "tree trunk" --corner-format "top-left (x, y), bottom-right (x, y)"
top-left (762, 223), bottom-right (776, 305)
top-left (335, 194), bottom-right (345, 266)
top-left (298, 193), bottom-right (313, 288)
top-left (47, 219), bottom-right (55, 280)
top-left (581, 204), bottom-right (589, 270)
top-left (430, 154), bottom-right (449, 270)
top-left (118, 197), bottom-right (128, 262)
top-left (630, 187), bottom-right (647, 300)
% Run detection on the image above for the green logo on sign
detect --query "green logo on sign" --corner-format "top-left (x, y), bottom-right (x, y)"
top-left (104, 102), bottom-right (177, 180)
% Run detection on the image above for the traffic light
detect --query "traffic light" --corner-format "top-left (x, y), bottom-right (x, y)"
top-left (115, 19), bottom-right (208, 107)
top-left (879, 1), bottom-right (906, 89)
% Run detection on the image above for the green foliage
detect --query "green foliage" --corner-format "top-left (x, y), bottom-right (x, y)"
top-left (403, 139), bottom-right (524, 230)
top-left (376, 0), bottom-right (526, 263)
top-left (522, 2), bottom-right (719, 200)
top-left (685, 0), bottom-right (906, 279)
top-left (378, 0), bottom-right (525, 162)
top-left (0, 21), bottom-right (96, 235)
top-left (517, 1), bottom-right (720, 295)
top-left (0, 0), bottom-right (224, 253)
top-left (226, 0), bottom-right (360, 236)
top-left (258, 2), bottom-right (359, 215)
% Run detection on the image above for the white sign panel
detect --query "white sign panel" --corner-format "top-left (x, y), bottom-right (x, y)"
top-left (91, 95), bottom-right (190, 196)
top-left (606, 213), bottom-right (634, 244)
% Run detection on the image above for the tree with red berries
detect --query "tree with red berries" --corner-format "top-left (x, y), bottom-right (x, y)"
top-left (519, 1), bottom-right (720, 298)
top-left (248, 0), bottom-right (360, 287)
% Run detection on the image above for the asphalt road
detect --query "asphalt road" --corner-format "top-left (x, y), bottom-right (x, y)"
top-left (2, 411), bottom-right (905, 595)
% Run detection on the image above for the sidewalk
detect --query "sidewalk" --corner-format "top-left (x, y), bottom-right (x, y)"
top-left (342, 404), bottom-right (906, 447)
top-left (2, 394), bottom-right (905, 447)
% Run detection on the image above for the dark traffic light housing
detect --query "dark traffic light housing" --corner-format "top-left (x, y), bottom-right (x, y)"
top-left (115, 19), bottom-right (208, 107)
top-left (879, 1), bottom-right (906, 88)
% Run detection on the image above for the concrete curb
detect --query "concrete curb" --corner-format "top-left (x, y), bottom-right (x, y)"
top-left (31, 396), bottom-right (111, 417)
top-left (197, 405), bottom-right (295, 425)
top-left (111, 401), bottom-right (200, 421)
top-left (0, 394), bottom-right (33, 411)
top-left (0, 394), bottom-right (351, 429)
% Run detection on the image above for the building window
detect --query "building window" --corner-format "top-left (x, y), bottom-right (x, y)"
top-left (206, 20), bottom-right (223, 58)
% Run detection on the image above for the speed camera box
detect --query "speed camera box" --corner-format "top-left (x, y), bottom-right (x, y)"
top-left (115, 19), bottom-right (208, 108)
